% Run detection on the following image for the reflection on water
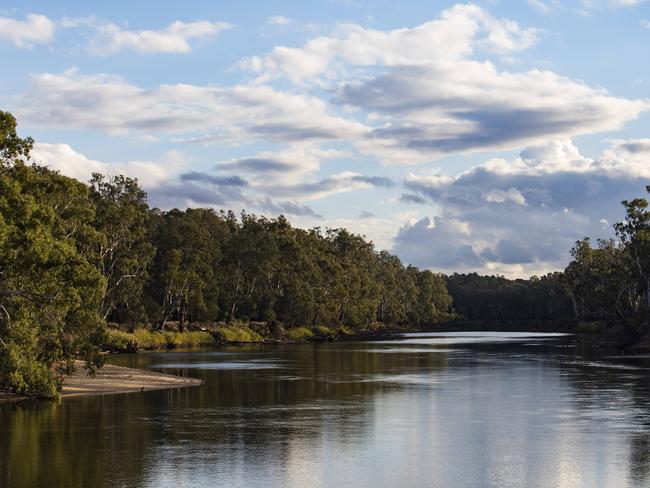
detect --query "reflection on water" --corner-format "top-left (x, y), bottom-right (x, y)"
top-left (3, 332), bottom-right (650, 487)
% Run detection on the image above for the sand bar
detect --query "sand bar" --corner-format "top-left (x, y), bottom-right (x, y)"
top-left (1, 360), bottom-right (201, 402)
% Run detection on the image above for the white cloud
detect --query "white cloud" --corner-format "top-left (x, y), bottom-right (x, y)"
top-left (62, 17), bottom-right (231, 54)
top-left (16, 69), bottom-right (367, 143)
top-left (342, 63), bottom-right (648, 164)
top-left (217, 145), bottom-right (349, 184)
top-left (393, 138), bottom-right (650, 276)
top-left (0, 13), bottom-right (55, 48)
top-left (241, 4), bottom-right (540, 83)
top-left (528, 0), bottom-right (565, 13)
top-left (30, 143), bottom-right (182, 188)
top-left (237, 3), bottom-right (646, 164)
top-left (267, 16), bottom-right (294, 26)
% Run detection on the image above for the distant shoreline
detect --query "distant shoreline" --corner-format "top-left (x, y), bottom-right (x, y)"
top-left (0, 360), bottom-right (201, 403)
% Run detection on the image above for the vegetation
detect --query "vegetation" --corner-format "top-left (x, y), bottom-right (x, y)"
top-left (0, 112), bottom-right (453, 398)
top-left (4, 108), bottom-right (646, 399)
top-left (446, 187), bottom-right (650, 336)
top-left (285, 327), bottom-right (314, 341)
top-left (445, 272), bottom-right (573, 322)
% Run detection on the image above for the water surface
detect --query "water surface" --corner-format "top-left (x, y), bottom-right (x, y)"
top-left (3, 332), bottom-right (650, 487)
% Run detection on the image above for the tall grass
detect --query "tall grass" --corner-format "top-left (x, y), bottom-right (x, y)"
top-left (213, 326), bottom-right (262, 343)
top-left (285, 327), bottom-right (314, 341)
top-left (103, 328), bottom-right (216, 352)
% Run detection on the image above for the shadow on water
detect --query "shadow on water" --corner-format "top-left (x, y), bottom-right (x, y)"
top-left (3, 333), bottom-right (650, 487)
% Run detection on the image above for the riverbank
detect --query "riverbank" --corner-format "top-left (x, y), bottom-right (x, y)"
top-left (0, 360), bottom-right (202, 403)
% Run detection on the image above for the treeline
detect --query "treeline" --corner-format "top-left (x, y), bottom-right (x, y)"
top-left (444, 189), bottom-right (650, 328)
top-left (562, 190), bottom-right (650, 324)
top-left (0, 112), bottom-right (452, 397)
top-left (445, 273), bottom-right (573, 321)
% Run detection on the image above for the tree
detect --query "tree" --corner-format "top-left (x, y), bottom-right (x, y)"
top-left (0, 112), bottom-right (105, 397)
top-left (90, 174), bottom-right (154, 328)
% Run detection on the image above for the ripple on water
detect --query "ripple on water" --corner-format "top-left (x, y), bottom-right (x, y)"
top-left (149, 359), bottom-right (287, 370)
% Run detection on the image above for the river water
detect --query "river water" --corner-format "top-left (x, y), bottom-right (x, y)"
top-left (3, 332), bottom-right (650, 487)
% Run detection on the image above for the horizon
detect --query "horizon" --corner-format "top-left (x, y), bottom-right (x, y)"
top-left (2, 0), bottom-right (649, 278)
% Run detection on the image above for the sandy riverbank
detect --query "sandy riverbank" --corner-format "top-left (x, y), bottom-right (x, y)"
top-left (1, 361), bottom-right (201, 402)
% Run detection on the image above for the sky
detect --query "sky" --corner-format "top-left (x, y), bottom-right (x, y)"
top-left (1, 0), bottom-right (649, 278)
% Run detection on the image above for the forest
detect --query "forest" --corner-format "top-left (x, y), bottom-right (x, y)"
top-left (0, 111), bottom-right (452, 397)
top-left (2, 109), bottom-right (650, 398)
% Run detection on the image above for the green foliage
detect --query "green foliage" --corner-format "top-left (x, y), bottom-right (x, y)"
top-left (104, 329), bottom-right (139, 352)
top-left (132, 329), bottom-right (215, 349)
top-left (0, 111), bottom-right (459, 396)
top-left (0, 112), bottom-right (105, 398)
top-left (285, 327), bottom-right (314, 341)
top-left (90, 173), bottom-right (154, 329)
top-left (313, 325), bottom-right (332, 337)
top-left (446, 272), bottom-right (573, 321)
top-left (337, 325), bottom-right (353, 336)
top-left (214, 326), bottom-right (262, 343)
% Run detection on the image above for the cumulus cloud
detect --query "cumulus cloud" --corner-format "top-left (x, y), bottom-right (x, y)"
top-left (241, 4), bottom-right (540, 83)
top-left (258, 171), bottom-right (395, 201)
top-left (62, 17), bottom-right (230, 54)
top-left (217, 145), bottom-right (349, 184)
top-left (236, 3), bottom-right (647, 164)
top-left (16, 69), bottom-right (367, 143)
top-left (340, 63), bottom-right (647, 164)
top-left (393, 139), bottom-right (650, 276)
top-left (0, 13), bottom-right (55, 48)
top-left (30, 142), bottom-right (179, 187)
top-left (267, 16), bottom-right (294, 26)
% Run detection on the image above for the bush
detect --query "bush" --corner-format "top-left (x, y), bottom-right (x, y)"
top-left (285, 327), bottom-right (314, 341)
top-left (313, 325), bottom-right (332, 337)
top-left (103, 329), bottom-right (217, 350)
top-left (337, 326), bottom-right (353, 336)
top-left (104, 329), bottom-right (139, 352)
top-left (214, 326), bottom-right (262, 343)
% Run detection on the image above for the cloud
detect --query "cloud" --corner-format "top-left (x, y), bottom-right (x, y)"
top-left (16, 69), bottom-right (367, 143)
top-left (62, 17), bottom-right (231, 54)
top-left (392, 138), bottom-right (650, 276)
top-left (254, 197), bottom-right (321, 217)
top-left (258, 171), bottom-right (395, 201)
top-left (340, 63), bottom-right (647, 163)
top-left (179, 171), bottom-right (249, 187)
top-left (0, 13), bottom-right (55, 48)
top-left (30, 142), bottom-right (178, 187)
top-left (217, 145), bottom-right (349, 184)
top-left (241, 4), bottom-right (540, 83)
top-left (267, 16), bottom-right (294, 26)
top-left (236, 3), bottom-right (646, 164)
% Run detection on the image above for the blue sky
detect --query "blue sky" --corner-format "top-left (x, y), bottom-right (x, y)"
top-left (1, 1), bottom-right (649, 277)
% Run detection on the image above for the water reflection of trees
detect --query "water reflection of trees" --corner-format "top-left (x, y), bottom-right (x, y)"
top-left (0, 344), bottom-right (449, 488)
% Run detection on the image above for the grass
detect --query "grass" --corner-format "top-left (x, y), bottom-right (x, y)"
top-left (313, 325), bottom-right (333, 337)
top-left (104, 328), bottom-right (216, 352)
top-left (213, 325), bottom-right (262, 343)
top-left (104, 329), bottom-right (139, 352)
top-left (285, 327), bottom-right (314, 341)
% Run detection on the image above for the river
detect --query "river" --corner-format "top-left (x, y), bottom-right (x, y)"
top-left (3, 332), bottom-right (650, 487)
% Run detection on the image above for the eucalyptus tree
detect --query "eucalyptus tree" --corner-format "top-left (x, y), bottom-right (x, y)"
top-left (0, 112), bottom-right (105, 397)
top-left (89, 173), bottom-right (154, 327)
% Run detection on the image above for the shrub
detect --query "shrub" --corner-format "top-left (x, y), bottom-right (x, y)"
top-left (337, 325), bottom-right (353, 336)
top-left (285, 327), bottom-right (314, 341)
top-left (313, 325), bottom-right (332, 337)
top-left (214, 326), bottom-right (262, 343)
top-left (104, 329), bottom-right (139, 352)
